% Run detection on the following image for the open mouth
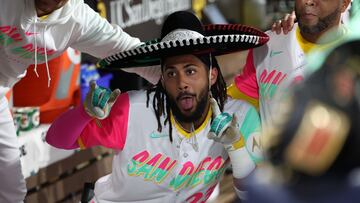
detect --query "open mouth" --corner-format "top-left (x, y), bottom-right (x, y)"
top-left (177, 95), bottom-right (195, 111)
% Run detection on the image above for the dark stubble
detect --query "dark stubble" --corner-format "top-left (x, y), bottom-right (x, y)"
top-left (296, 6), bottom-right (340, 34)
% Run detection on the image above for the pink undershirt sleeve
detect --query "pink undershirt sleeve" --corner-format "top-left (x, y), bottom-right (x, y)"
top-left (46, 105), bottom-right (92, 149)
top-left (234, 49), bottom-right (260, 100)
top-left (46, 93), bottom-right (130, 150)
top-left (78, 93), bottom-right (130, 150)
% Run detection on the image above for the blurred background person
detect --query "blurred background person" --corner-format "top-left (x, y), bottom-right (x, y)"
top-left (244, 36), bottom-right (360, 203)
top-left (227, 0), bottom-right (352, 132)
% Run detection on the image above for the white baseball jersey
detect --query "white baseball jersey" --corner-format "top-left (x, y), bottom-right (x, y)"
top-left (233, 23), bottom-right (348, 130)
top-left (77, 90), bottom-right (261, 203)
top-left (252, 24), bottom-right (306, 129)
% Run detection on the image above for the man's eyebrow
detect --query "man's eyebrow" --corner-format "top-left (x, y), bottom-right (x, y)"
top-left (163, 65), bottom-right (175, 71)
top-left (184, 64), bottom-right (195, 68)
top-left (163, 63), bottom-right (195, 71)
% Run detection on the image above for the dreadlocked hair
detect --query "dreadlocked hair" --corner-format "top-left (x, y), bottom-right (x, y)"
top-left (146, 82), bottom-right (173, 141)
top-left (209, 56), bottom-right (227, 112)
top-left (146, 55), bottom-right (228, 143)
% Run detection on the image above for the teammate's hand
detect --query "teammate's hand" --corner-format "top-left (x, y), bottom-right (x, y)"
top-left (208, 98), bottom-right (243, 148)
top-left (84, 80), bottom-right (120, 120)
top-left (271, 11), bottom-right (296, 35)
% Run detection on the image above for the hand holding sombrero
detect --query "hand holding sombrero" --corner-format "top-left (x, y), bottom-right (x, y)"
top-left (97, 11), bottom-right (269, 69)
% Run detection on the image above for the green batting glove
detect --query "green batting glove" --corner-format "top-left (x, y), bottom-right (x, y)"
top-left (208, 98), bottom-right (244, 150)
top-left (84, 80), bottom-right (120, 120)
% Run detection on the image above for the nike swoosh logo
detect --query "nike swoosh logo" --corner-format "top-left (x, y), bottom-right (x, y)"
top-left (149, 132), bottom-right (168, 138)
top-left (270, 50), bottom-right (283, 57)
top-left (150, 132), bottom-right (168, 138)
top-left (25, 31), bottom-right (39, 36)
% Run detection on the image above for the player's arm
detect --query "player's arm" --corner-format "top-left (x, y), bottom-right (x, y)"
top-left (46, 82), bottom-right (128, 150)
top-left (69, 2), bottom-right (141, 58)
top-left (69, 3), bottom-right (161, 84)
top-left (228, 49), bottom-right (260, 109)
top-left (208, 99), bottom-right (262, 199)
top-left (232, 104), bottom-right (262, 199)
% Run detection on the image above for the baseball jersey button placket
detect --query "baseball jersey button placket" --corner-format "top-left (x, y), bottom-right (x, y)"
top-left (177, 141), bottom-right (185, 161)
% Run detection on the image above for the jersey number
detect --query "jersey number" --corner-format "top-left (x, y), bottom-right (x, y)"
top-left (186, 184), bottom-right (217, 203)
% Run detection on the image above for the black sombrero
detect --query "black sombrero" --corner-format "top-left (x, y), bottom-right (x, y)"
top-left (97, 11), bottom-right (269, 69)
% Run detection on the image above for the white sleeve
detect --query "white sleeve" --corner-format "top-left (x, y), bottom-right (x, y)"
top-left (70, 3), bottom-right (141, 58)
top-left (70, 3), bottom-right (160, 84)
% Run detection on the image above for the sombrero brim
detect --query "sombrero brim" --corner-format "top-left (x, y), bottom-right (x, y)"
top-left (97, 24), bottom-right (269, 69)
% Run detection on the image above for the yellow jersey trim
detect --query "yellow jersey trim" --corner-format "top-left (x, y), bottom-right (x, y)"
top-left (171, 107), bottom-right (212, 139)
top-left (296, 26), bottom-right (347, 54)
top-left (227, 84), bottom-right (259, 110)
top-left (39, 15), bottom-right (49, 21)
top-left (296, 27), bottom-right (317, 54)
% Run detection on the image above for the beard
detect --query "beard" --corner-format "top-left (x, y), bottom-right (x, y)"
top-left (167, 87), bottom-right (209, 123)
top-left (296, 6), bottom-right (340, 35)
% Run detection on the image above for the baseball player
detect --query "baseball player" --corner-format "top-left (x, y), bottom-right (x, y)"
top-left (46, 11), bottom-right (269, 202)
top-left (245, 37), bottom-right (360, 203)
top-left (227, 0), bottom-right (352, 130)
